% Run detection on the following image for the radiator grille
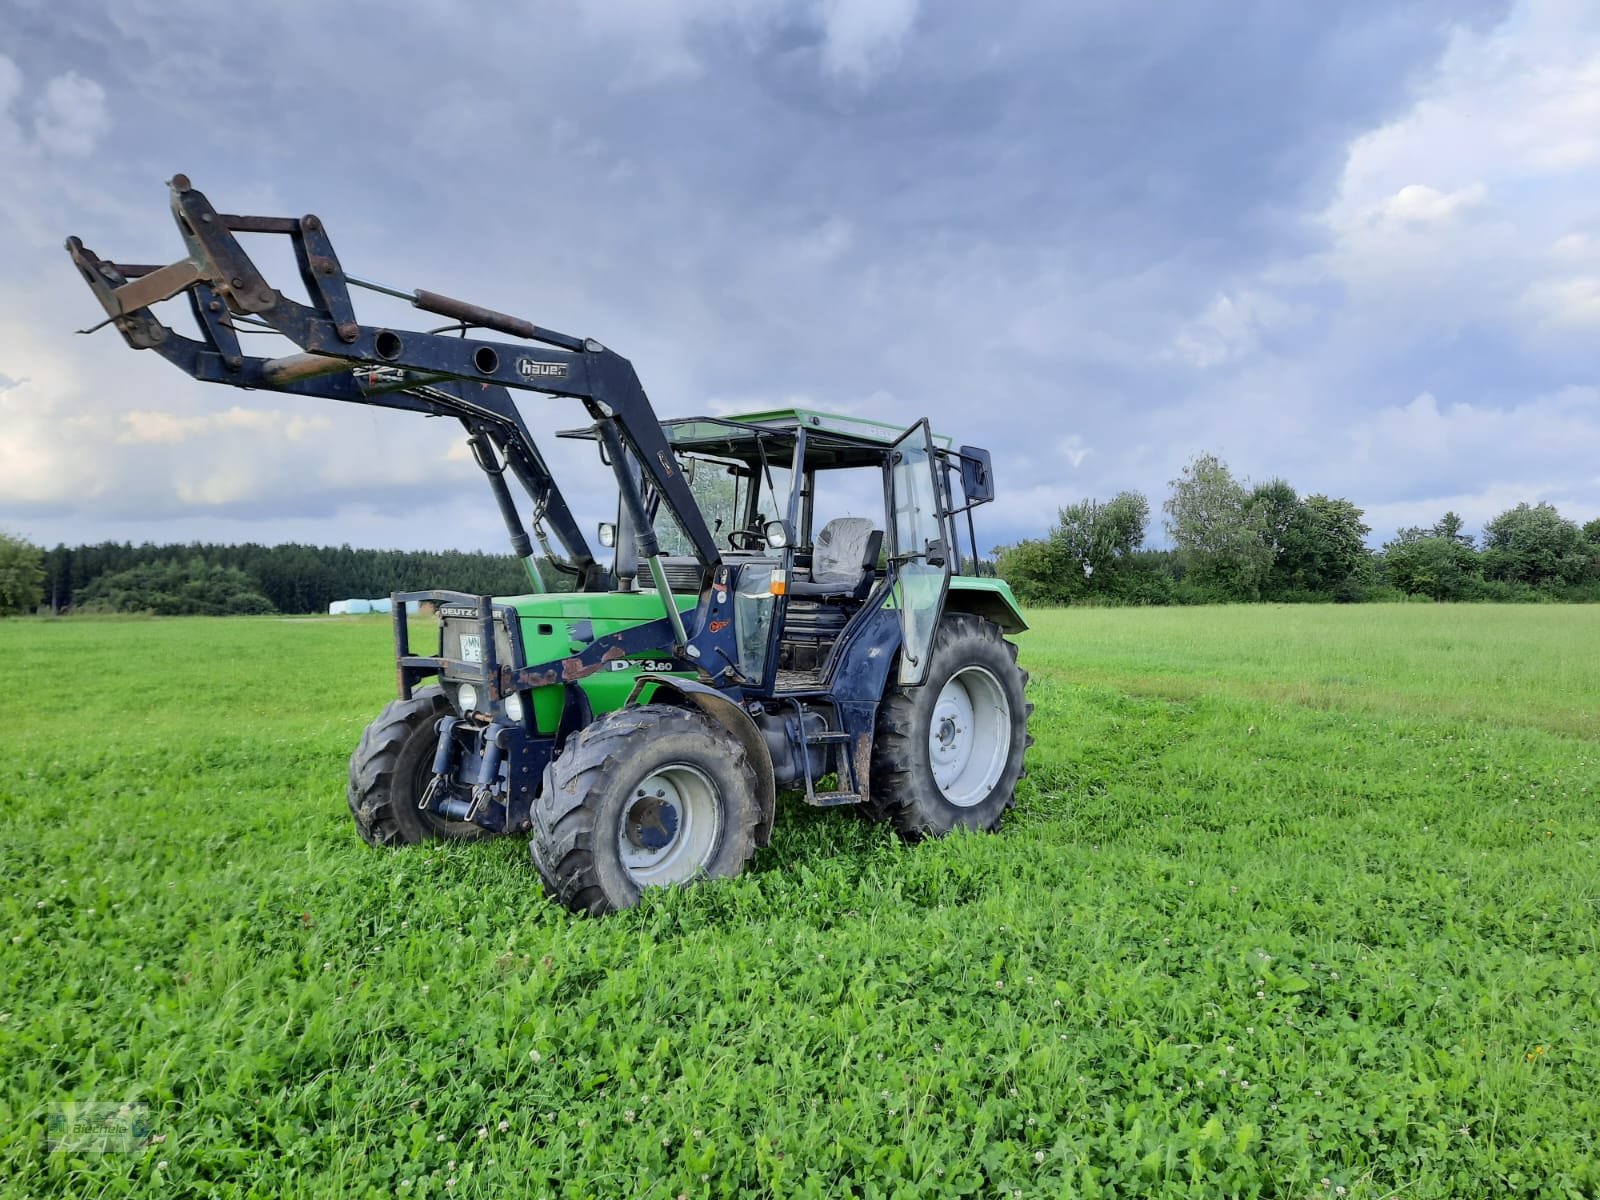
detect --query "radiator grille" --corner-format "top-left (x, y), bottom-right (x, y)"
top-left (638, 558), bottom-right (707, 594)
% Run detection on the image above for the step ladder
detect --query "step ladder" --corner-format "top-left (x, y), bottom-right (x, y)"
top-left (791, 717), bottom-right (863, 807)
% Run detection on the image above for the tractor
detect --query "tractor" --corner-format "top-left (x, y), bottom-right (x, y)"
top-left (66, 177), bottom-right (1032, 914)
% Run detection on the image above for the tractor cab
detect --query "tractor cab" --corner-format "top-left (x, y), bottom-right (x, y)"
top-left (561, 407), bottom-right (1004, 699)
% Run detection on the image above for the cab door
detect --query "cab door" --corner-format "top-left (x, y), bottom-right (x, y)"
top-left (888, 420), bottom-right (952, 686)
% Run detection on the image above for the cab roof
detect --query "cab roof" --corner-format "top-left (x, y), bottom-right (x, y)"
top-left (558, 406), bottom-right (954, 471)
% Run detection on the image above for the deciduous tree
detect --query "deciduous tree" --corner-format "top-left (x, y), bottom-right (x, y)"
top-left (992, 538), bottom-right (1069, 605)
top-left (1163, 454), bottom-right (1273, 599)
top-left (1275, 495), bottom-right (1373, 595)
top-left (0, 532), bottom-right (45, 615)
top-left (1381, 530), bottom-right (1481, 600)
top-left (1051, 491), bottom-right (1150, 588)
top-left (1481, 502), bottom-right (1588, 587)
top-left (1432, 511), bottom-right (1474, 548)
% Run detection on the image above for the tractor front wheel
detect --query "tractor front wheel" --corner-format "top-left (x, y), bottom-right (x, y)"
top-left (868, 613), bottom-right (1032, 839)
top-left (530, 705), bottom-right (761, 915)
top-left (347, 686), bottom-right (493, 847)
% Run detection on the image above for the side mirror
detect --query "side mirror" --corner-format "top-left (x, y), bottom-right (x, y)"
top-left (597, 521), bottom-right (616, 549)
top-left (763, 519), bottom-right (793, 550)
top-left (958, 445), bottom-right (994, 506)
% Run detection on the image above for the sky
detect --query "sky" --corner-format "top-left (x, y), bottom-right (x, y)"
top-left (1, 0), bottom-right (1597, 556)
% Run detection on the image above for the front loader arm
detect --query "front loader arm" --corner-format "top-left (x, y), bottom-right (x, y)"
top-left (65, 174), bottom-right (723, 579)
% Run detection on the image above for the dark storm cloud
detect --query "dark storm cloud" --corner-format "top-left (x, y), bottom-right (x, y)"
top-left (7, 0), bottom-right (1593, 555)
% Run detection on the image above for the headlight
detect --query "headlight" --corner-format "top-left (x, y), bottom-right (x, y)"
top-left (457, 683), bottom-right (479, 713)
top-left (503, 691), bottom-right (525, 722)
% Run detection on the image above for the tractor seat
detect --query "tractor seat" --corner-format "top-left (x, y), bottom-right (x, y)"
top-left (788, 517), bottom-right (883, 601)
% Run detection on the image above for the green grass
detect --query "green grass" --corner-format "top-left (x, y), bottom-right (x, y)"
top-left (1, 606), bottom-right (1596, 1198)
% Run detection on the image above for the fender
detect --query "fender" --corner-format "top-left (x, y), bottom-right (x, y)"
top-left (625, 673), bottom-right (778, 848)
top-left (944, 576), bottom-right (1028, 634)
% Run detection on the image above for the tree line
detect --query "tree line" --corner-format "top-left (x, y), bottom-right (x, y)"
top-left (0, 538), bottom-right (533, 616)
top-left (994, 453), bottom-right (1600, 605)
top-left (3, 452), bottom-right (1597, 617)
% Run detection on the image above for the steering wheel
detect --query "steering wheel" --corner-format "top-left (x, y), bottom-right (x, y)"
top-left (727, 527), bottom-right (766, 551)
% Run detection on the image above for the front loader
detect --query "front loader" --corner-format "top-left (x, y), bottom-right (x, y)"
top-left (67, 177), bottom-right (1032, 914)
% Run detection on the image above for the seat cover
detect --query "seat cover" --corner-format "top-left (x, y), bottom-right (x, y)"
top-left (811, 517), bottom-right (876, 586)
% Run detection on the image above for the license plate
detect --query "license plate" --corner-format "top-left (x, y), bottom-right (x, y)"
top-left (459, 633), bottom-right (484, 664)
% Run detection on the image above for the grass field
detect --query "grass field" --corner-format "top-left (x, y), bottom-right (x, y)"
top-left (1, 605), bottom-right (1596, 1198)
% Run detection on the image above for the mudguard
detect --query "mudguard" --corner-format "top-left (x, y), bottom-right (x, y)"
top-left (944, 577), bottom-right (1028, 634)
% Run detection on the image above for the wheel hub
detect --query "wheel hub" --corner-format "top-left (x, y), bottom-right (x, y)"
top-left (625, 792), bottom-right (680, 852)
top-left (617, 763), bottom-right (722, 886)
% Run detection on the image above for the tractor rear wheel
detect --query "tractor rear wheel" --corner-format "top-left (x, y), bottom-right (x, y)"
top-left (530, 705), bottom-right (761, 915)
top-left (867, 613), bottom-right (1031, 839)
top-left (347, 686), bottom-right (493, 847)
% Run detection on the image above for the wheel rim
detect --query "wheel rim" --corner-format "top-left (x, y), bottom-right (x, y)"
top-left (618, 764), bottom-right (723, 886)
top-left (928, 666), bottom-right (1012, 807)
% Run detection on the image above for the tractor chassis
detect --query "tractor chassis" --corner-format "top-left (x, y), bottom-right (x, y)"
top-left (388, 578), bottom-right (906, 836)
